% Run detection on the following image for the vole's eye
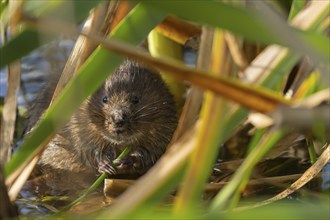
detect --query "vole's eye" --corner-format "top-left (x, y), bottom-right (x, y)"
top-left (102, 96), bottom-right (108, 104)
top-left (131, 95), bottom-right (139, 104)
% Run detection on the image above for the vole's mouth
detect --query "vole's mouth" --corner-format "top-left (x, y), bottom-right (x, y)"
top-left (113, 127), bottom-right (125, 135)
top-left (102, 128), bottom-right (139, 146)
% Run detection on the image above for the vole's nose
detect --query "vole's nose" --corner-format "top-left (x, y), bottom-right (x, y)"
top-left (110, 109), bottom-right (127, 127)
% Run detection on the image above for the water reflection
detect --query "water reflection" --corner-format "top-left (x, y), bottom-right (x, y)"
top-left (322, 161), bottom-right (330, 191)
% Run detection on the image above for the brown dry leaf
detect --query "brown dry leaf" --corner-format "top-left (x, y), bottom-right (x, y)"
top-left (5, 136), bottom-right (51, 192)
top-left (107, 1), bottom-right (133, 32)
top-left (156, 15), bottom-right (201, 45)
top-left (0, 61), bottom-right (21, 163)
top-left (224, 33), bottom-right (249, 71)
top-left (8, 155), bottom-right (39, 201)
top-left (0, 1), bottom-right (22, 164)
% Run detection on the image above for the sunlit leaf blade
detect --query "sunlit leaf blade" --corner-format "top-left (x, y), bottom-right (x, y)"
top-left (288, 0), bottom-right (307, 21)
top-left (1, 30), bottom-right (39, 68)
top-left (0, 1), bottom-right (8, 17)
top-left (174, 29), bottom-right (231, 212)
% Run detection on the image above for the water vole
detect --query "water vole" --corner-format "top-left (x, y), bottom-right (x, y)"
top-left (27, 60), bottom-right (178, 194)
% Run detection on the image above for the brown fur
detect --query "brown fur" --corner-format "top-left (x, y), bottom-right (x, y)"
top-left (27, 60), bottom-right (178, 194)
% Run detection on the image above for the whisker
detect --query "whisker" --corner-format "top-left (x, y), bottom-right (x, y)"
top-left (134, 100), bottom-right (172, 114)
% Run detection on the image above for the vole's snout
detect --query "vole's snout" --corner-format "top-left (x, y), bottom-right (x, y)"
top-left (110, 109), bottom-right (127, 127)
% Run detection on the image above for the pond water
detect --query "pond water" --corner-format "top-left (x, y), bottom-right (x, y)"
top-left (0, 38), bottom-right (74, 107)
top-left (322, 161), bottom-right (330, 191)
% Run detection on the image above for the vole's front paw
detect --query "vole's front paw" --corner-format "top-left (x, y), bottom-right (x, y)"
top-left (113, 151), bottom-right (145, 174)
top-left (95, 152), bottom-right (116, 175)
top-left (98, 159), bottom-right (116, 175)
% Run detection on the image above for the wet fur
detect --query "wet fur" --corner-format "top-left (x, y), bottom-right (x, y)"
top-left (27, 60), bottom-right (178, 194)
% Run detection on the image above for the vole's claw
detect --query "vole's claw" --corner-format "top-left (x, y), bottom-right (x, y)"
top-left (114, 151), bottom-right (146, 174)
top-left (98, 160), bottom-right (117, 175)
top-left (113, 157), bottom-right (133, 167)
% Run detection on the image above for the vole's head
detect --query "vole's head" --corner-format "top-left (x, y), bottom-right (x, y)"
top-left (88, 60), bottom-right (177, 146)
